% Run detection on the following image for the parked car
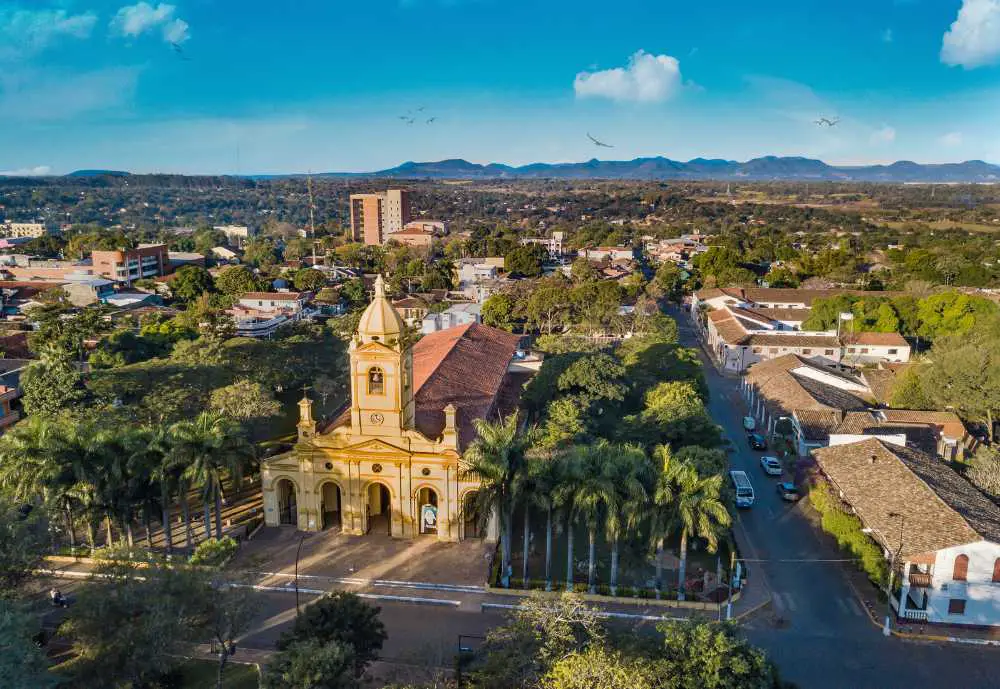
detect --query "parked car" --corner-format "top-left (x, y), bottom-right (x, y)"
top-left (742, 416), bottom-right (756, 432)
top-left (747, 433), bottom-right (767, 450)
top-left (777, 482), bottom-right (801, 502)
top-left (759, 456), bottom-right (782, 476)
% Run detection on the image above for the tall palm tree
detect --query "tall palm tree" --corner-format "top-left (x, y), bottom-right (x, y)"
top-left (523, 455), bottom-right (564, 591)
top-left (552, 452), bottom-right (583, 592)
top-left (564, 442), bottom-right (618, 594)
top-left (174, 411), bottom-right (248, 541)
top-left (603, 443), bottom-right (651, 597)
top-left (671, 463), bottom-right (731, 601)
top-left (149, 427), bottom-right (179, 553)
top-left (460, 412), bottom-right (533, 588)
top-left (647, 445), bottom-right (682, 599)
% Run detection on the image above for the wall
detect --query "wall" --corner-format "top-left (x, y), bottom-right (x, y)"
top-left (907, 541), bottom-right (1000, 626)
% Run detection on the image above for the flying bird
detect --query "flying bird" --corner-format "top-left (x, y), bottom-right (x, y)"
top-left (587, 133), bottom-right (614, 148)
top-left (814, 117), bottom-right (840, 127)
top-left (398, 115), bottom-right (415, 124)
top-left (426, 117), bottom-right (437, 124)
top-left (169, 42), bottom-right (191, 61)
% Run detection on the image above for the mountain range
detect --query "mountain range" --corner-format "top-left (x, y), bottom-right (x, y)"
top-left (46, 156), bottom-right (1000, 183)
top-left (315, 156), bottom-right (1000, 183)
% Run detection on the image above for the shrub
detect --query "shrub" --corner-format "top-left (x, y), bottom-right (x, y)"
top-left (809, 483), bottom-right (888, 587)
top-left (188, 536), bottom-right (238, 568)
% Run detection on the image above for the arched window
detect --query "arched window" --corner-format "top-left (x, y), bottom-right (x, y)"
top-left (953, 554), bottom-right (969, 581)
top-left (367, 367), bottom-right (385, 395)
top-left (993, 558), bottom-right (1000, 583)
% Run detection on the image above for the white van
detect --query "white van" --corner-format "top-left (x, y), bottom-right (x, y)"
top-left (730, 470), bottom-right (755, 508)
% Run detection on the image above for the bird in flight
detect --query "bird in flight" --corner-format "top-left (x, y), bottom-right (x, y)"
top-left (587, 133), bottom-right (614, 148)
top-left (814, 117), bottom-right (840, 127)
top-left (426, 117), bottom-right (437, 124)
top-left (169, 42), bottom-right (191, 61)
top-left (398, 115), bottom-right (415, 124)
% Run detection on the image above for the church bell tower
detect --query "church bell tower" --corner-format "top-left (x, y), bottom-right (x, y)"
top-left (348, 276), bottom-right (415, 436)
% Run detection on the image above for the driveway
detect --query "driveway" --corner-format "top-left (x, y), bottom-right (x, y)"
top-left (672, 307), bottom-right (1000, 689)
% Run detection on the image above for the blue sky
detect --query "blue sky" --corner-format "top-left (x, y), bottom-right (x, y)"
top-left (1, 0), bottom-right (1000, 175)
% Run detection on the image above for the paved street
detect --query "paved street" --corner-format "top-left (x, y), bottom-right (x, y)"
top-left (674, 307), bottom-right (1000, 688)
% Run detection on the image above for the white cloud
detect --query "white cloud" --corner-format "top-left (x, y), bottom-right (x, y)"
top-left (0, 165), bottom-right (51, 177)
top-left (0, 8), bottom-right (97, 59)
top-left (941, 0), bottom-right (1000, 68)
top-left (870, 125), bottom-right (896, 145)
top-left (881, 28), bottom-right (894, 43)
top-left (941, 131), bottom-right (964, 146)
top-left (111, 2), bottom-right (190, 44)
top-left (574, 50), bottom-right (683, 103)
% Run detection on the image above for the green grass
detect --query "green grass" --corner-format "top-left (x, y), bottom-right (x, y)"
top-left (175, 659), bottom-right (260, 689)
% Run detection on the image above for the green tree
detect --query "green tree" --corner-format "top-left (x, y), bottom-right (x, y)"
top-left (916, 292), bottom-right (996, 342)
top-left (215, 265), bottom-right (265, 296)
top-left (482, 293), bottom-right (516, 331)
top-left (544, 646), bottom-right (656, 689)
top-left (670, 464), bottom-right (731, 601)
top-left (655, 620), bottom-right (782, 689)
top-left (294, 267), bottom-right (327, 292)
top-left (653, 262), bottom-right (685, 302)
top-left (20, 348), bottom-right (84, 416)
top-left (172, 265), bottom-right (215, 302)
top-left (602, 444), bottom-right (650, 595)
top-left (209, 379), bottom-right (282, 421)
top-left (277, 592), bottom-right (387, 677)
top-left (920, 337), bottom-right (1000, 440)
top-left (570, 258), bottom-right (599, 283)
top-left (264, 640), bottom-right (358, 689)
top-left (0, 600), bottom-right (57, 687)
top-left (461, 413), bottom-right (534, 588)
top-left (243, 239), bottom-right (279, 268)
top-left (505, 245), bottom-right (547, 278)
top-left (0, 497), bottom-right (48, 597)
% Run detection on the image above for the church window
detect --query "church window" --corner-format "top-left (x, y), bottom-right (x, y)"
top-left (368, 367), bottom-right (385, 395)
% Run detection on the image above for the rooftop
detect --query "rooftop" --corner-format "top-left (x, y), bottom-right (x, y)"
top-left (813, 438), bottom-right (1000, 558)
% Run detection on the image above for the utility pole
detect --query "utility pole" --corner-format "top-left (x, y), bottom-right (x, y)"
top-left (307, 173), bottom-right (316, 238)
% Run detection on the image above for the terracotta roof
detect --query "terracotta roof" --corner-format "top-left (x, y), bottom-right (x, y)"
top-left (241, 292), bottom-right (304, 300)
top-left (747, 307), bottom-right (811, 323)
top-left (698, 287), bottom-right (904, 307)
top-left (832, 411), bottom-right (940, 455)
top-left (813, 439), bottom-right (1000, 557)
top-left (749, 367), bottom-right (869, 421)
top-left (745, 333), bottom-right (841, 348)
top-left (707, 309), bottom-right (731, 323)
top-left (0, 331), bottom-right (32, 359)
top-left (794, 409), bottom-right (844, 441)
top-left (412, 323), bottom-right (523, 448)
top-left (861, 368), bottom-right (901, 404)
top-left (842, 332), bottom-right (908, 347)
top-left (879, 410), bottom-right (967, 441)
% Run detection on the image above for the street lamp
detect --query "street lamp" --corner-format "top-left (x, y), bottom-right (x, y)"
top-left (863, 511), bottom-right (904, 637)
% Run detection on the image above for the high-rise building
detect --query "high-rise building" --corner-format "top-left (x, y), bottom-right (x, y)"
top-left (349, 189), bottom-right (412, 245)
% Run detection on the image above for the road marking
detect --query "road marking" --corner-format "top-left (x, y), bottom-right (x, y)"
top-left (250, 572), bottom-right (485, 594)
top-left (846, 598), bottom-right (864, 617)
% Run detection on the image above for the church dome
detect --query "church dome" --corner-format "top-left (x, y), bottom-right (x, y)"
top-left (357, 275), bottom-right (404, 342)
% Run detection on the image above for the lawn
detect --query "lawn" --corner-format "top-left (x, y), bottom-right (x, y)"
top-left (175, 659), bottom-right (260, 689)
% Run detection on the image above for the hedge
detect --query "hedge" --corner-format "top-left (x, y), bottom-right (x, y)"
top-left (809, 482), bottom-right (889, 588)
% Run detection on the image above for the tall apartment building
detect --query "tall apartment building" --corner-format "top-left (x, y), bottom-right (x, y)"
top-left (91, 244), bottom-right (168, 285)
top-left (349, 189), bottom-right (412, 245)
top-left (1, 222), bottom-right (47, 238)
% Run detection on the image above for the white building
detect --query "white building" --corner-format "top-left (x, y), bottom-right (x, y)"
top-left (520, 231), bottom-right (565, 258)
top-left (420, 303), bottom-right (482, 334)
top-left (580, 246), bottom-right (634, 262)
top-left (214, 225), bottom-right (254, 248)
top-left (230, 291), bottom-right (314, 338)
top-left (814, 438), bottom-right (1000, 628)
top-left (0, 222), bottom-right (47, 238)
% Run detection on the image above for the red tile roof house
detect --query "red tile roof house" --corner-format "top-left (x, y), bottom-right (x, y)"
top-left (813, 438), bottom-right (1000, 628)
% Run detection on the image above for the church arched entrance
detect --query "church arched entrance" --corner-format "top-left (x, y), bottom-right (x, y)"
top-left (366, 483), bottom-right (392, 536)
top-left (463, 491), bottom-right (485, 539)
top-left (276, 479), bottom-right (298, 526)
top-left (417, 486), bottom-right (439, 535)
top-left (320, 482), bottom-right (342, 531)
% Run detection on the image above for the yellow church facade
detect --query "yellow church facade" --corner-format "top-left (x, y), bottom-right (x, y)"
top-left (261, 276), bottom-right (524, 542)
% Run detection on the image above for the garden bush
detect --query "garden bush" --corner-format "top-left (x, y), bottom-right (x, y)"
top-left (809, 483), bottom-right (888, 587)
top-left (189, 536), bottom-right (238, 568)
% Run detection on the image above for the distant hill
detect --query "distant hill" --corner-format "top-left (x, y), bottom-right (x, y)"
top-left (320, 156), bottom-right (1000, 183)
top-left (65, 169), bottom-right (130, 178)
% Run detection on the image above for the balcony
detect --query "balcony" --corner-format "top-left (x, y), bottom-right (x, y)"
top-left (901, 609), bottom-right (928, 622)
top-left (908, 572), bottom-right (933, 588)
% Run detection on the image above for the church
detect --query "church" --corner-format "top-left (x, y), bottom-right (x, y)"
top-left (260, 276), bottom-right (527, 541)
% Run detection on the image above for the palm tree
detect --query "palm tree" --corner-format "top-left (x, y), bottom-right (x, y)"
top-left (564, 442), bottom-right (617, 594)
top-left (552, 452), bottom-right (584, 591)
top-left (603, 444), bottom-right (651, 596)
top-left (523, 455), bottom-right (564, 591)
top-left (671, 463), bottom-right (731, 601)
top-left (174, 412), bottom-right (248, 541)
top-left (460, 412), bottom-right (533, 588)
top-left (647, 445), bottom-right (682, 599)
top-left (149, 428), bottom-right (179, 553)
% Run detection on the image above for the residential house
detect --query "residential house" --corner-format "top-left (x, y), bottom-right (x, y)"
top-left (387, 226), bottom-right (435, 249)
top-left (420, 303), bottom-right (482, 334)
top-left (230, 291), bottom-right (314, 338)
top-left (581, 246), bottom-right (635, 262)
top-left (62, 275), bottom-right (116, 306)
top-left (829, 410), bottom-right (970, 461)
top-left (813, 438), bottom-right (1000, 628)
top-left (519, 231), bottom-right (565, 258)
top-left (841, 332), bottom-right (911, 365)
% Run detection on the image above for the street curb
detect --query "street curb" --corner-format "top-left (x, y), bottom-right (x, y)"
top-left (481, 583), bottom-right (738, 610)
top-left (732, 592), bottom-right (772, 621)
top-left (242, 583), bottom-right (462, 607)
